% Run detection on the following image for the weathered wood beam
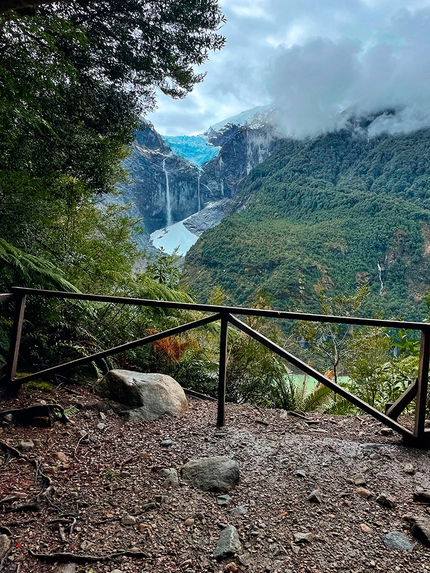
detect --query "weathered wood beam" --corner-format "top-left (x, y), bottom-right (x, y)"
top-left (385, 379), bottom-right (418, 420)
top-left (228, 314), bottom-right (415, 440)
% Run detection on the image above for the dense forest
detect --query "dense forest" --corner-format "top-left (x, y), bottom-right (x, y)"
top-left (0, 0), bottom-right (225, 386)
top-left (185, 121), bottom-right (430, 321)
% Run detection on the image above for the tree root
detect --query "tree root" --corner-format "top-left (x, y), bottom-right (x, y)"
top-left (28, 548), bottom-right (149, 562)
top-left (0, 403), bottom-right (72, 427)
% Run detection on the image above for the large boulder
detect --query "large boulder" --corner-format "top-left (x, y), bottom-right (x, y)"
top-left (94, 370), bottom-right (188, 421)
top-left (181, 456), bottom-right (240, 492)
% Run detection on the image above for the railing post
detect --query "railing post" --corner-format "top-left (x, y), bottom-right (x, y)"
top-left (217, 312), bottom-right (229, 427)
top-left (6, 292), bottom-right (27, 390)
top-left (414, 330), bottom-right (430, 441)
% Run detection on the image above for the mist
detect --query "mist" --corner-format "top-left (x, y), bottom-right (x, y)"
top-left (268, 7), bottom-right (430, 137)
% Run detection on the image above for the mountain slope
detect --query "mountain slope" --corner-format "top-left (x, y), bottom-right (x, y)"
top-left (184, 126), bottom-right (430, 320)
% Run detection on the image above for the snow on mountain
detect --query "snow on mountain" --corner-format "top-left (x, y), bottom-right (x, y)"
top-left (206, 105), bottom-right (273, 133)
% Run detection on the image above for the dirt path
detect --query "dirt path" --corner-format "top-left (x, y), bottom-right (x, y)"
top-left (0, 385), bottom-right (429, 573)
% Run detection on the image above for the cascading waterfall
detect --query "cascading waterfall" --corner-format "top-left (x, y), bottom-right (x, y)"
top-left (197, 170), bottom-right (202, 211)
top-left (162, 157), bottom-right (173, 226)
top-left (377, 262), bottom-right (384, 295)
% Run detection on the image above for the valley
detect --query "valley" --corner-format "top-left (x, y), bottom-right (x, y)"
top-left (121, 111), bottom-right (430, 321)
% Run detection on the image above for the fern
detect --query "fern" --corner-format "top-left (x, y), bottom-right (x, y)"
top-left (0, 238), bottom-right (79, 293)
top-left (302, 383), bottom-right (333, 412)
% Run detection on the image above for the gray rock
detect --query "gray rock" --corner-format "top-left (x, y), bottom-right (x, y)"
top-left (356, 487), bottom-right (373, 499)
top-left (121, 514), bottom-right (137, 526)
top-left (383, 531), bottom-right (414, 552)
top-left (213, 525), bottom-right (241, 559)
top-left (182, 456), bottom-right (239, 492)
top-left (296, 469), bottom-right (306, 477)
top-left (290, 542), bottom-right (300, 554)
top-left (94, 370), bottom-right (188, 421)
top-left (293, 532), bottom-right (314, 543)
top-left (411, 517), bottom-right (430, 546)
top-left (97, 423), bottom-right (106, 430)
top-left (217, 494), bottom-right (232, 506)
top-left (238, 553), bottom-right (252, 566)
top-left (230, 505), bottom-right (247, 516)
top-left (55, 565), bottom-right (77, 573)
top-left (308, 489), bottom-right (322, 503)
top-left (404, 463), bottom-right (415, 475)
top-left (160, 467), bottom-right (179, 487)
top-left (376, 493), bottom-right (396, 509)
top-left (353, 473), bottom-right (367, 486)
top-left (19, 439), bottom-right (34, 452)
top-left (161, 439), bottom-right (173, 447)
top-left (0, 535), bottom-right (10, 558)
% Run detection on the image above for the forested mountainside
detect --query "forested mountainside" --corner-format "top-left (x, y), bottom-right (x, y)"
top-left (184, 124), bottom-right (430, 320)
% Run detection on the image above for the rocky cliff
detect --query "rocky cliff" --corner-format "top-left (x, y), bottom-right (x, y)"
top-left (120, 111), bottom-right (281, 238)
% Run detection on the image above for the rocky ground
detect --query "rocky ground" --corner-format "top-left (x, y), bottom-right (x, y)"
top-left (1, 384), bottom-right (430, 573)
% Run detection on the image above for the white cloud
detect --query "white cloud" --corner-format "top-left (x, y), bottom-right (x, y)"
top-left (146, 0), bottom-right (430, 136)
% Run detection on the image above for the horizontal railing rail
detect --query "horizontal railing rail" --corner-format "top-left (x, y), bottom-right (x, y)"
top-left (1, 287), bottom-right (429, 445)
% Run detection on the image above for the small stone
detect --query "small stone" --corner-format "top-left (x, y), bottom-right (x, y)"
top-left (383, 531), bottom-right (414, 552)
top-left (160, 467), bottom-right (179, 487)
top-left (184, 518), bottom-right (195, 527)
top-left (224, 562), bottom-right (239, 573)
top-left (182, 456), bottom-right (240, 493)
top-left (296, 469), bottom-right (306, 478)
top-left (238, 553), bottom-right (252, 566)
top-left (360, 523), bottom-right (373, 533)
top-left (353, 474), bottom-right (367, 486)
top-left (161, 439), bottom-right (173, 447)
top-left (214, 432), bottom-right (228, 437)
top-left (56, 451), bottom-right (68, 463)
top-left (56, 565), bottom-right (78, 573)
top-left (308, 489), bottom-right (322, 503)
top-left (0, 535), bottom-right (11, 558)
top-left (356, 487), bottom-right (372, 499)
top-left (217, 494), bottom-right (232, 506)
top-left (97, 423), bottom-right (105, 430)
top-left (404, 463), bottom-right (415, 475)
top-left (121, 514), bottom-right (136, 526)
top-left (257, 522), bottom-right (266, 529)
top-left (19, 440), bottom-right (34, 452)
top-left (213, 525), bottom-right (241, 560)
top-left (290, 542), bottom-right (300, 554)
top-left (99, 411), bottom-right (106, 420)
top-left (376, 493), bottom-right (396, 509)
top-left (381, 428), bottom-right (393, 436)
top-left (230, 505), bottom-right (247, 516)
top-left (293, 532), bottom-right (313, 543)
top-left (369, 453), bottom-right (381, 460)
top-left (3, 414), bottom-right (13, 423)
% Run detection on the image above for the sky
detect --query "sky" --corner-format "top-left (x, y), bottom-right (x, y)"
top-left (146, 0), bottom-right (430, 136)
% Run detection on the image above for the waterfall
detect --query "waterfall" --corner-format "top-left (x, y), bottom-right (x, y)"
top-left (377, 262), bottom-right (384, 295)
top-left (197, 170), bottom-right (202, 212)
top-left (162, 157), bottom-right (172, 226)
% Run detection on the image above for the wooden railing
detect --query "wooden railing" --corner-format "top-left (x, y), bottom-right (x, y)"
top-left (1, 286), bottom-right (430, 445)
